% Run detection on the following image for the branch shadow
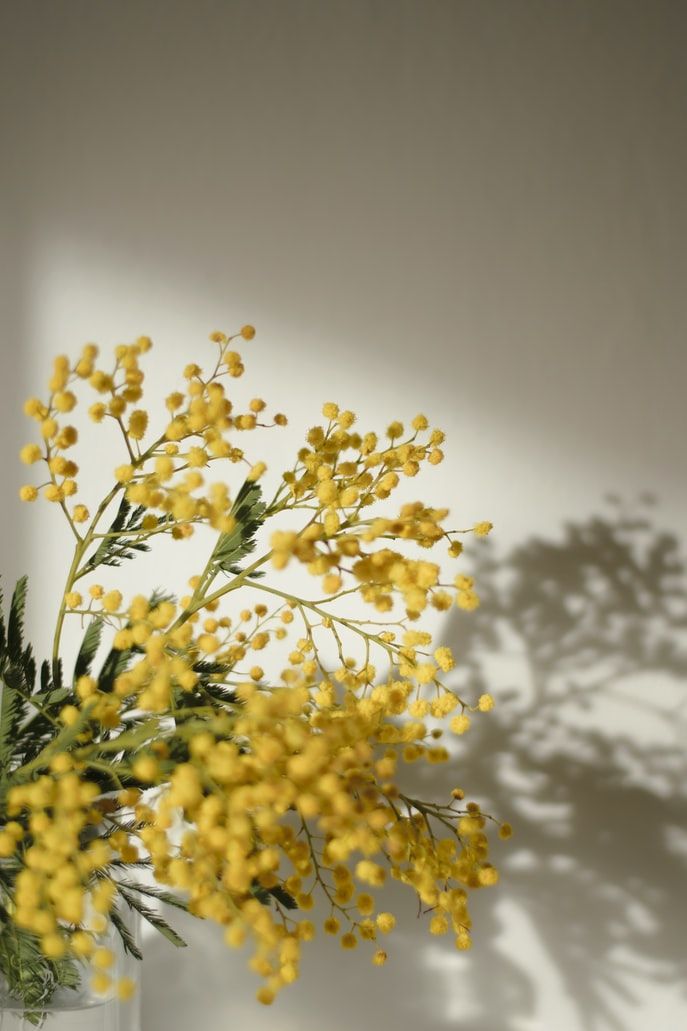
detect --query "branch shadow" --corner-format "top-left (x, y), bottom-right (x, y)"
top-left (141, 499), bottom-right (687, 1030)
top-left (432, 496), bottom-right (687, 1030)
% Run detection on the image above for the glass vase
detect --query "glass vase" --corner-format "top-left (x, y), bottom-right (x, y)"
top-left (0, 911), bottom-right (141, 1031)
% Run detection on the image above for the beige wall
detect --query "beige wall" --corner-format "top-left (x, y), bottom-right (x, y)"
top-left (1, 3), bottom-right (685, 1029)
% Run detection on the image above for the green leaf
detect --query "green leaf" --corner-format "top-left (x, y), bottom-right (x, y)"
top-left (267, 884), bottom-right (298, 910)
top-left (97, 645), bottom-right (133, 694)
top-left (0, 921), bottom-right (81, 1018)
top-left (90, 719), bottom-right (160, 753)
top-left (7, 576), bottom-right (28, 667)
top-left (118, 886), bottom-right (188, 948)
top-left (74, 617), bottom-right (104, 681)
top-left (212, 481), bottom-right (266, 576)
top-left (0, 579), bottom-right (35, 779)
top-left (11, 706), bottom-right (93, 783)
top-left (118, 881), bottom-right (190, 913)
top-left (79, 497), bottom-right (153, 577)
top-left (110, 905), bottom-right (143, 961)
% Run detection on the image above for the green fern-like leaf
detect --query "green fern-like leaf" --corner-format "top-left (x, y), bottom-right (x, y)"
top-left (117, 885), bottom-right (188, 948)
top-left (212, 480), bottom-right (266, 576)
top-left (0, 919), bottom-right (81, 1023)
top-left (117, 880), bottom-right (190, 913)
top-left (73, 617), bottom-right (104, 681)
top-left (109, 905), bottom-right (143, 961)
top-left (0, 579), bottom-right (36, 781)
top-left (79, 497), bottom-right (154, 577)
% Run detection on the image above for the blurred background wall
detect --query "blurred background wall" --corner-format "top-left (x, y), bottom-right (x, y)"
top-left (1, 2), bottom-right (685, 1029)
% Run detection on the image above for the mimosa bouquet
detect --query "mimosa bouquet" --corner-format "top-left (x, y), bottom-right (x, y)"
top-left (0, 327), bottom-right (507, 1018)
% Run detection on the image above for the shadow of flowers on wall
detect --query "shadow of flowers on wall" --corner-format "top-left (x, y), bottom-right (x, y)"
top-left (427, 497), bottom-right (687, 1030)
top-left (143, 500), bottom-right (686, 1031)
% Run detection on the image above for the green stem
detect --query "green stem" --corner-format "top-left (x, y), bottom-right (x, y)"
top-left (51, 483), bottom-right (123, 669)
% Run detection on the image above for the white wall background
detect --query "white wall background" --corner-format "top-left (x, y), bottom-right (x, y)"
top-left (1, 2), bottom-right (686, 1029)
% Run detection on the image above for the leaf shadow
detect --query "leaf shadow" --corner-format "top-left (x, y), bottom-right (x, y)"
top-left (431, 497), bottom-right (687, 1029)
top-left (141, 499), bottom-right (687, 1030)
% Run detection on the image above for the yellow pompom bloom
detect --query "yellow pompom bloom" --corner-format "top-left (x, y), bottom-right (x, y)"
top-left (71, 932), bottom-right (95, 958)
top-left (64, 592), bottom-right (82, 609)
top-left (56, 425), bottom-right (78, 449)
top-left (434, 646), bottom-right (454, 672)
top-left (92, 948), bottom-right (114, 970)
top-left (132, 756), bottom-right (159, 783)
top-left (89, 403), bottom-right (107, 423)
top-left (41, 933), bottom-right (67, 959)
top-left (340, 932), bottom-right (357, 950)
top-left (40, 418), bottom-right (58, 440)
top-left (89, 371), bottom-right (113, 393)
top-left (317, 481), bottom-right (338, 506)
top-left (19, 444), bottom-right (42, 465)
top-left (376, 912), bottom-right (396, 933)
top-left (91, 972), bottom-right (112, 995)
top-left (473, 521), bottom-right (493, 537)
top-left (59, 706), bottom-right (80, 726)
top-left (356, 894), bottom-right (375, 916)
top-left (73, 504), bottom-right (90, 523)
top-left (429, 914), bottom-right (449, 935)
top-left (53, 391), bottom-right (77, 413)
top-left (23, 397), bottom-right (45, 419)
top-left (456, 590), bottom-right (479, 611)
top-left (477, 693), bottom-right (494, 712)
top-left (322, 574), bottom-right (342, 595)
top-left (114, 464), bottom-right (134, 484)
top-left (76, 676), bottom-right (97, 700)
top-left (187, 447), bottom-right (208, 468)
top-left (498, 823), bottom-right (513, 840)
top-left (372, 949), bottom-right (388, 966)
top-left (113, 629), bottom-right (133, 650)
top-left (44, 484), bottom-right (64, 503)
top-left (478, 866), bottom-right (499, 886)
top-left (117, 978), bottom-right (136, 1001)
top-left (102, 590), bottom-right (123, 613)
top-left (19, 486), bottom-right (38, 502)
top-left (256, 987), bottom-right (275, 1006)
top-left (0, 832), bottom-right (17, 858)
top-left (128, 409), bottom-right (148, 440)
top-left (240, 324), bottom-right (256, 340)
top-left (450, 714), bottom-right (471, 735)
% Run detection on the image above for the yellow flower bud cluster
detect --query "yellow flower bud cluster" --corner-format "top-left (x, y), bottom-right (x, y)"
top-left (8, 325), bottom-right (504, 1008)
top-left (19, 338), bottom-right (151, 521)
top-left (268, 414), bottom-right (485, 616)
top-left (6, 772), bottom-right (116, 956)
top-left (109, 670), bottom-right (499, 1003)
top-left (19, 330), bottom-right (285, 541)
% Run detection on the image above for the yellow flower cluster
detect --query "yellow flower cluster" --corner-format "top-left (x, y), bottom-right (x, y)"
top-left (4, 764), bottom-right (133, 998)
top-left (5, 327), bottom-right (505, 1007)
top-left (268, 404), bottom-right (492, 618)
top-left (19, 339), bottom-right (153, 519)
top-left (18, 327), bottom-right (285, 540)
